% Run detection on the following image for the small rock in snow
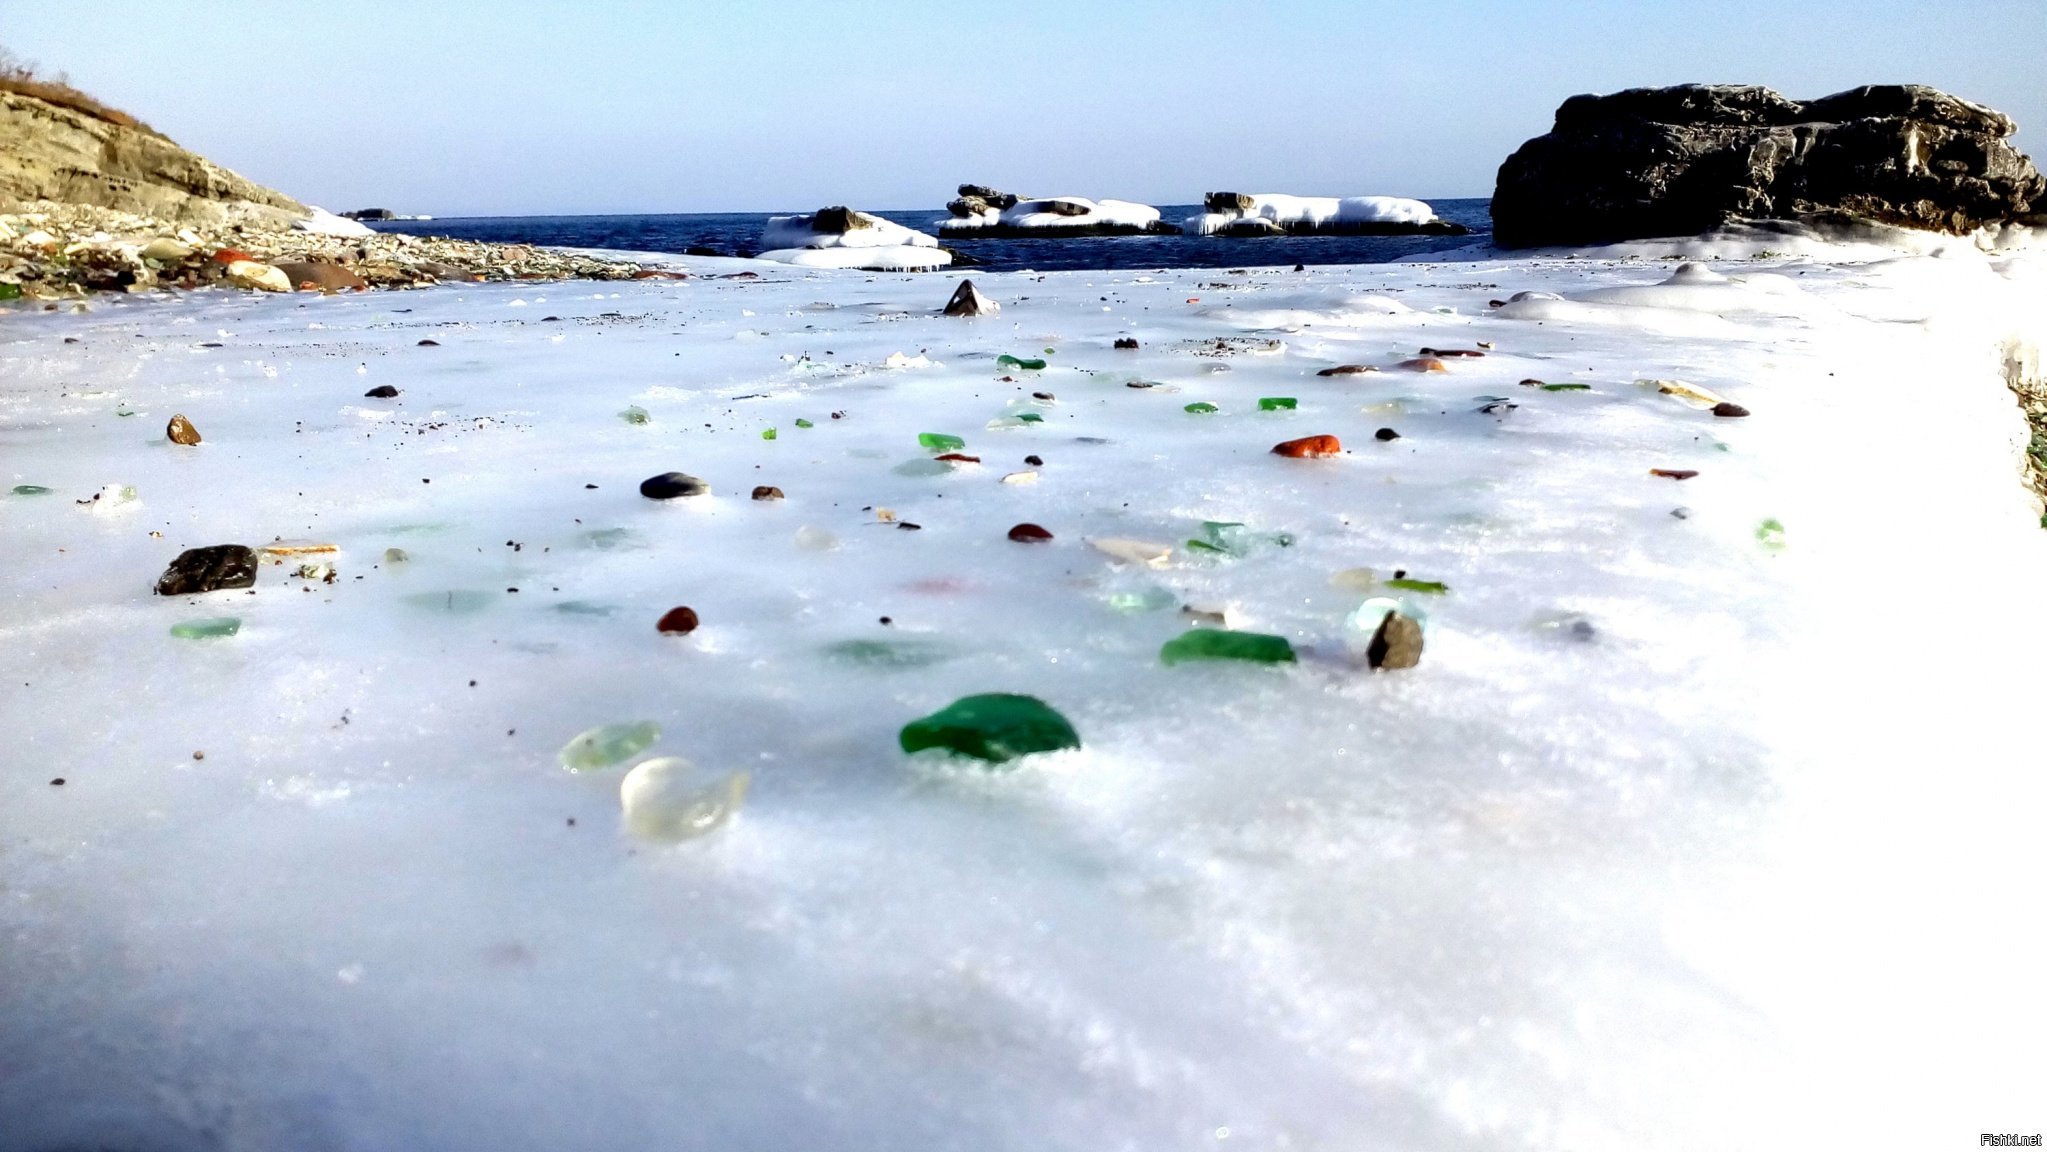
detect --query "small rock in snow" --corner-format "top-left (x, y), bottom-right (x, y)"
top-left (1272, 434), bottom-right (1343, 458)
top-left (166, 414), bottom-right (201, 445)
top-left (155, 545), bottom-right (258, 596)
top-left (657, 606), bottom-right (700, 634)
top-left (1317, 365), bottom-right (1379, 376)
top-left (943, 279), bottom-right (999, 317)
top-left (1374, 427), bottom-right (1401, 441)
top-left (640, 472), bottom-right (710, 499)
top-left (751, 485), bottom-right (785, 501)
top-left (364, 384), bottom-right (400, 399)
top-left (1114, 338), bottom-right (1139, 349)
top-left (1712, 402), bottom-right (1751, 418)
top-left (1008, 523), bottom-right (1053, 542)
top-left (1367, 610), bottom-right (1424, 670)
top-left (1398, 357), bottom-right (1449, 373)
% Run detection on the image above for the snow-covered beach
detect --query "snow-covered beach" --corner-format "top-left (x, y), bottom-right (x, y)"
top-left (6, 234), bottom-right (2046, 1150)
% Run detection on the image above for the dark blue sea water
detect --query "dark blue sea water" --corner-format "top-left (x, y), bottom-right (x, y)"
top-left (379, 199), bottom-right (1492, 273)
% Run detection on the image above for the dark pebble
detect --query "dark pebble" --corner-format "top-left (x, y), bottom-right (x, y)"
top-left (1374, 427), bottom-right (1401, 441)
top-left (657, 606), bottom-right (700, 634)
top-left (1008, 522), bottom-right (1053, 542)
top-left (1031, 392), bottom-right (1054, 400)
top-left (49, 777), bottom-right (64, 786)
top-left (897, 522), bottom-right (922, 531)
top-left (751, 485), bottom-right (784, 501)
top-left (154, 544), bottom-right (258, 596)
top-left (640, 471), bottom-right (709, 499)
top-left (1367, 611), bottom-right (1424, 670)
top-left (1114, 337), bottom-right (1139, 349)
top-left (1650, 468), bottom-right (1699, 480)
top-left (1024, 455), bottom-right (1043, 466)
top-left (417, 339), bottom-right (440, 346)
top-left (364, 384), bottom-right (400, 398)
top-left (1711, 402), bottom-right (1750, 418)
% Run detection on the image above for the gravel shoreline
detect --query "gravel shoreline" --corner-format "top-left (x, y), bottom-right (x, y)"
top-left (0, 200), bottom-right (669, 300)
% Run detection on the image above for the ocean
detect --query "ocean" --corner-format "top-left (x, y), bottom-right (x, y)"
top-left (377, 198), bottom-right (1493, 273)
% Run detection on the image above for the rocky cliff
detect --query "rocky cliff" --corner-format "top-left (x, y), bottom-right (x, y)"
top-left (1491, 84), bottom-right (2045, 248)
top-left (0, 88), bottom-right (308, 229)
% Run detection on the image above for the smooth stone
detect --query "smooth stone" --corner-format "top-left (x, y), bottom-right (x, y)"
top-left (1712, 401), bottom-right (1751, 417)
top-left (943, 279), bottom-right (999, 317)
top-left (166, 413), bottom-right (201, 445)
top-left (1367, 611), bottom-right (1425, 669)
top-left (274, 261), bottom-right (367, 292)
top-left (1008, 522), bottom-right (1053, 542)
top-left (1375, 427), bottom-right (1401, 441)
top-left (1398, 357), bottom-right (1449, 373)
top-left (1089, 537), bottom-right (1172, 567)
top-left (899, 693), bottom-right (1081, 765)
top-left (1317, 364), bottom-right (1380, 376)
top-left (640, 472), bottom-right (709, 499)
top-left (1271, 434), bottom-right (1342, 458)
top-left (364, 384), bottom-right (400, 398)
top-left (620, 757), bottom-right (750, 841)
top-left (751, 485), bottom-right (785, 500)
top-left (657, 606), bottom-right (700, 634)
top-left (154, 545), bottom-right (257, 596)
top-left (559, 721), bottom-right (661, 772)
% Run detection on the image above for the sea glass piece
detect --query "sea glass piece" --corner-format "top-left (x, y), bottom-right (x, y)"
top-left (762, 427), bottom-right (777, 440)
top-left (1105, 585), bottom-right (1177, 614)
top-left (794, 418), bottom-right (814, 428)
top-left (1540, 383), bottom-right (1592, 391)
top-left (11, 485), bottom-right (51, 495)
top-left (899, 693), bottom-right (1081, 765)
top-left (996, 355), bottom-right (1047, 371)
top-left (404, 590), bottom-right (495, 614)
top-left (822, 637), bottom-right (954, 668)
top-left (1183, 402), bottom-right (1218, 414)
top-left (559, 721), bottom-right (660, 772)
top-left (170, 617), bottom-right (241, 639)
top-left (1385, 578), bottom-right (1449, 594)
top-left (620, 757), bottom-right (749, 841)
top-left (1258, 397), bottom-right (1298, 411)
top-left (1160, 629), bottom-right (1297, 666)
top-left (918, 432), bottom-right (966, 452)
top-left (619, 405), bottom-right (650, 424)
top-left (1756, 518), bottom-right (1787, 549)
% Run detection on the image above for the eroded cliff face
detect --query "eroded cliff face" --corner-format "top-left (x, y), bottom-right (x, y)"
top-left (0, 90), bottom-right (307, 229)
top-left (1492, 83), bottom-right (2045, 248)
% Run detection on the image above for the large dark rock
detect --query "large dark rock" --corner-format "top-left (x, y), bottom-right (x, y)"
top-left (155, 545), bottom-right (257, 595)
top-left (808, 206), bottom-right (869, 232)
top-left (957, 184), bottom-right (1019, 209)
top-left (1491, 83), bottom-right (2045, 248)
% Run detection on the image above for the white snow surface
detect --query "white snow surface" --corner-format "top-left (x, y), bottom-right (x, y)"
top-left (1186, 194), bottom-right (1439, 234)
top-left (939, 196), bottom-right (1162, 233)
top-left (754, 245), bottom-right (952, 271)
top-left (294, 206), bottom-right (378, 237)
top-left (4, 246), bottom-right (2047, 1151)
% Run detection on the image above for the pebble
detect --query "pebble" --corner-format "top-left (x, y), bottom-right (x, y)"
top-left (1647, 379), bottom-right (1729, 408)
top-left (751, 485), bottom-right (785, 501)
top-left (657, 606), bottom-right (700, 634)
top-left (1271, 434), bottom-right (1342, 458)
top-left (155, 544), bottom-right (258, 596)
top-left (1374, 427), bottom-right (1401, 441)
top-left (942, 279), bottom-right (999, 317)
top-left (1419, 347), bottom-right (1485, 358)
top-left (1024, 455), bottom-right (1044, 466)
top-left (1316, 365), bottom-right (1379, 376)
top-left (224, 259), bottom-right (291, 293)
top-left (383, 547), bottom-right (409, 563)
top-left (1114, 338), bottom-right (1139, 349)
top-left (1650, 468), bottom-right (1699, 480)
top-left (640, 472), bottom-right (710, 499)
top-left (1712, 401), bottom-right (1751, 418)
top-left (417, 338), bottom-right (440, 346)
top-left (1398, 357), bottom-right (1449, 373)
top-left (1000, 470), bottom-right (1039, 485)
top-left (1367, 611), bottom-right (1425, 669)
top-left (619, 757), bottom-right (750, 841)
top-left (935, 453), bottom-right (981, 463)
top-left (364, 384), bottom-right (400, 399)
top-left (166, 413), bottom-right (201, 445)
top-left (1008, 522), bottom-right (1053, 542)
top-left (274, 261), bottom-right (368, 292)
top-left (1089, 537), bottom-right (1172, 567)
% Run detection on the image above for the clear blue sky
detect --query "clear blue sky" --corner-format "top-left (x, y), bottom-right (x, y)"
top-left (6, 0), bottom-right (2043, 217)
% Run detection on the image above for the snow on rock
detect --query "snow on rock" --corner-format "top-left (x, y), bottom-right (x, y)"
top-left (295, 206), bottom-right (378, 237)
top-left (938, 185), bottom-right (1174, 237)
top-left (757, 206), bottom-right (951, 272)
top-left (1184, 192), bottom-right (1465, 237)
top-left (3, 242), bottom-right (2046, 1151)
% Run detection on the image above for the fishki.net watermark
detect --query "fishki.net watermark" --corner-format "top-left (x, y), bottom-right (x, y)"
top-left (1982, 1136), bottom-right (2043, 1147)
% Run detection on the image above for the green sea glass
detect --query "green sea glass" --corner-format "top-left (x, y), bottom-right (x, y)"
top-left (0, 283), bottom-right (21, 301)
top-left (899, 693), bottom-right (1080, 765)
top-left (559, 721), bottom-right (660, 772)
top-left (1540, 383), bottom-right (1592, 392)
top-left (1160, 629), bottom-right (1297, 666)
top-left (1183, 402), bottom-right (1218, 414)
top-left (1257, 397), bottom-right (1297, 411)
top-left (170, 617), bottom-right (241, 639)
top-left (794, 418), bottom-right (814, 429)
top-left (822, 637), bottom-right (953, 668)
top-left (1756, 518), bottom-right (1787, 549)
top-left (762, 427), bottom-right (777, 440)
top-left (620, 405), bottom-right (650, 424)
top-left (918, 432), bottom-right (966, 452)
top-left (11, 484), bottom-right (51, 495)
top-left (1385, 578), bottom-right (1449, 594)
top-left (1016, 412), bottom-right (1043, 423)
top-left (996, 355), bottom-right (1047, 371)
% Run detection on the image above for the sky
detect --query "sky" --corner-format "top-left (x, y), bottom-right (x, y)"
top-left (5, 0), bottom-right (2044, 217)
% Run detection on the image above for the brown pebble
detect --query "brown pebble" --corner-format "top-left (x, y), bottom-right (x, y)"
top-left (49, 777), bottom-right (64, 786)
top-left (1367, 611), bottom-right (1424, 670)
top-left (1650, 468), bottom-right (1699, 480)
top-left (1398, 357), bottom-right (1449, 373)
top-left (750, 485), bottom-right (784, 501)
top-left (193, 751), bottom-right (204, 760)
top-left (1272, 434), bottom-right (1343, 458)
top-left (166, 413), bottom-right (201, 445)
top-left (1374, 427), bottom-right (1401, 441)
top-left (365, 384), bottom-right (400, 399)
top-left (1711, 402), bottom-right (1750, 418)
top-left (417, 338), bottom-right (440, 347)
top-left (1024, 455), bottom-right (1043, 466)
top-left (1032, 391), bottom-right (1054, 401)
top-left (657, 606), bottom-right (699, 634)
top-left (1008, 522), bottom-right (1053, 542)
top-left (1316, 364), bottom-right (1379, 376)
top-left (1518, 378), bottom-right (1545, 387)
top-left (1419, 347), bottom-right (1485, 358)
top-left (934, 453), bottom-right (981, 463)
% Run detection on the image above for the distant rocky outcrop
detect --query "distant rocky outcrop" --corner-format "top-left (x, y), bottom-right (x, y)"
top-left (0, 89), bottom-right (311, 229)
top-left (939, 185), bottom-right (1177, 238)
top-left (1187, 192), bottom-right (1467, 237)
top-left (1491, 83), bottom-right (2046, 248)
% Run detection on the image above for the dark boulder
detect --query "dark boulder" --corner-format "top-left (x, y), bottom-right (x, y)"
top-left (1492, 83), bottom-right (2045, 247)
top-left (1205, 191), bottom-right (1257, 214)
top-left (809, 206), bottom-right (870, 232)
top-left (947, 195), bottom-right (991, 218)
top-left (957, 184), bottom-right (1020, 209)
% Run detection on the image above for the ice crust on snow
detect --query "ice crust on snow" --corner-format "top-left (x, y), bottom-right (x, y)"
top-left (757, 208), bottom-right (950, 271)
top-left (3, 240), bottom-right (2046, 1151)
top-left (1185, 194), bottom-right (1441, 235)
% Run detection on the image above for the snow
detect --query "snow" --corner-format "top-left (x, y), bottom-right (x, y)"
top-left (296, 205), bottom-right (378, 237)
top-left (1185, 194), bottom-right (1440, 235)
top-left (3, 242), bottom-right (2046, 1151)
top-left (757, 210), bottom-right (950, 272)
top-left (754, 245), bottom-right (952, 271)
top-left (938, 196), bottom-right (1163, 234)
